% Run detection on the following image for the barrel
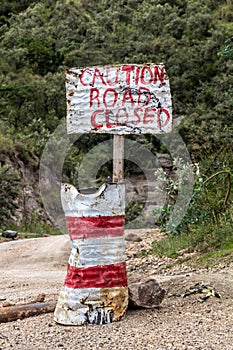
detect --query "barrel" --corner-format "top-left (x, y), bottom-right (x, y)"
top-left (54, 182), bottom-right (128, 325)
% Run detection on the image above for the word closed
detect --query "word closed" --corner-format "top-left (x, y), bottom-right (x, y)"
top-left (66, 64), bottom-right (172, 135)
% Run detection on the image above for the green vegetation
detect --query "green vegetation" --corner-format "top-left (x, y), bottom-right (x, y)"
top-left (152, 219), bottom-right (233, 267)
top-left (6, 215), bottom-right (61, 237)
top-left (152, 150), bottom-right (233, 265)
top-left (0, 1), bottom-right (232, 252)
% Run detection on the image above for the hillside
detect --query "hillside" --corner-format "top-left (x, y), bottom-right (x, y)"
top-left (0, 0), bottom-right (232, 233)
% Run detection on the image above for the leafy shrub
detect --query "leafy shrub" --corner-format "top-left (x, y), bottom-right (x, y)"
top-left (154, 154), bottom-right (232, 235)
top-left (152, 152), bottom-right (233, 262)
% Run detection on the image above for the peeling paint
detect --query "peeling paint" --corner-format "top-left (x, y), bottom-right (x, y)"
top-left (65, 64), bottom-right (172, 135)
top-left (100, 287), bottom-right (128, 322)
top-left (54, 287), bottom-right (128, 325)
top-left (69, 236), bottom-right (126, 268)
top-left (55, 183), bottom-right (128, 325)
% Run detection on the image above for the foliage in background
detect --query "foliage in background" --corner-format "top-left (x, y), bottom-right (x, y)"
top-left (6, 208), bottom-right (61, 237)
top-left (0, 0), bottom-right (232, 230)
top-left (0, 0), bottom-right (232, 155)
top-left (156, 165), bottom-right (232, 233)
top-left (152, 151), bottom-right (233, 263)
top-left (219, 36), bottom-right (233, 60)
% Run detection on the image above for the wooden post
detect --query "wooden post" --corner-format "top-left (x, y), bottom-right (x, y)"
top-left (113, 135), bottom-right (124, 183)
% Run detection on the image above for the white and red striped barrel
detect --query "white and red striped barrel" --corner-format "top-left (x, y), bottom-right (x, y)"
top-left (54, 183), bottom-right (128, 325)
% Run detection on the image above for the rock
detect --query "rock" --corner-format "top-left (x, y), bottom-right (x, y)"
top-left (33, 293), bottom-right (46, 303)
top-left (128, 275), bottom-right (166, 308)
top-left (157, 153), bottom-right (173, 169)
top-left (1, 301), bottom-right (14, 308)
top-left (125, 232), bottom-right (142, 242)
top-left (1, 230), bottom-right (18, 239)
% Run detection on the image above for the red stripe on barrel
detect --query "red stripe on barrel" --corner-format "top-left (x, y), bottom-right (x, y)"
top-left (66, 215), bottom-right (125, 240)
top-left (64, 262), bottom-right (127, 289)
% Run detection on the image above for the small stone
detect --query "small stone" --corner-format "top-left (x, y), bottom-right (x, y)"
top-left (125, 232), bottom-right (142, 242)
top-left (1, 230), bottom-right (18, 239)
top-left (34, 293), bottom-right (46, 303)
top-left (1, 301), bottom-right (14, 307)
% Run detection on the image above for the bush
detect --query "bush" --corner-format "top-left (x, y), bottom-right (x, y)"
top-left (152, 152), bottom-right (233, 263)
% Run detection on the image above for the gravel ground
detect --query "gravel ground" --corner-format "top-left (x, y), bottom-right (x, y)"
top-left (0, 230), bottom-right (233, 350)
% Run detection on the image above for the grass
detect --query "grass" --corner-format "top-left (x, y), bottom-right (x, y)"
top-left (0, 220), bottom-right (62, 240)
top-left (152, 220), bottom-right (233, 268)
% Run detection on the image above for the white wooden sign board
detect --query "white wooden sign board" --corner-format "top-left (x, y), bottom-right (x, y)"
top-left (66, 63), bottom-right (172, 135)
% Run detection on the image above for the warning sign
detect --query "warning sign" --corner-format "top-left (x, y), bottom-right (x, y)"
top-left (66, 64), bottom-right (172, 135)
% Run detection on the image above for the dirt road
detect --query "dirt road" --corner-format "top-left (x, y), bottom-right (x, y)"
top-left (0, 233), bottom-right (232, 350)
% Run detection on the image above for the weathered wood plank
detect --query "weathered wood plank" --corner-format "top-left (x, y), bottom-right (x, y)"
top-left (0, 302), bottom-right (56, 323)
top-left (113, 134), bottom-right (124, 182)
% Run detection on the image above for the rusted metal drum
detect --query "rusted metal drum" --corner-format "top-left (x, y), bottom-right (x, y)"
top-left (54, 183), bottom-right (128, 325)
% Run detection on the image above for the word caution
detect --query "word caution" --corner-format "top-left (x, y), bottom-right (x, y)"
top-left (66, 64), bottom-right (172, 135)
